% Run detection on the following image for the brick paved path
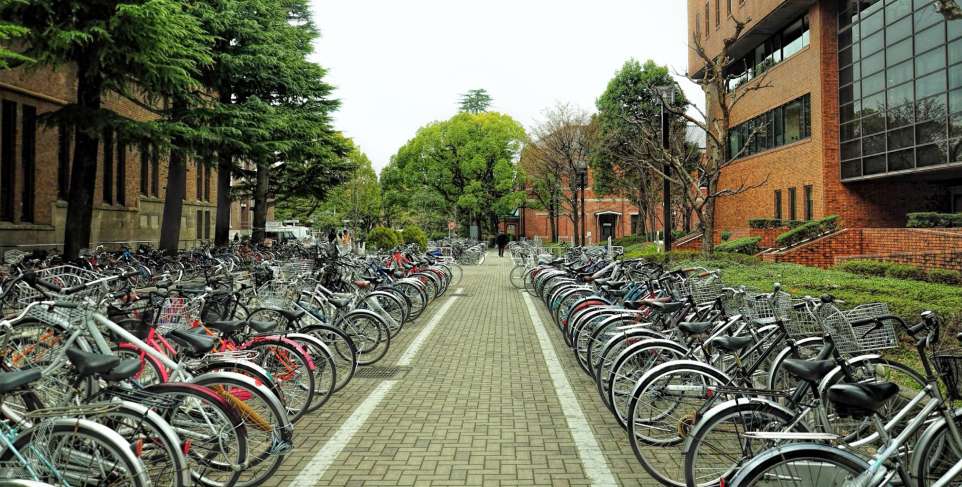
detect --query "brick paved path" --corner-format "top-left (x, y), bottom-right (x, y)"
top-left (277, 253), bottom-right (666, 486)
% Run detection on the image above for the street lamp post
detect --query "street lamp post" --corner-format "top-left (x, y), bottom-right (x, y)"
top-left (574, 159), bottom-right (588, 246)
top-left (654, 85), bottom-right (676, 252)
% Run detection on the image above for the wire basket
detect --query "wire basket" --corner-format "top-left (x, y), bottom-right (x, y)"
top-left (933, 349), bottom-right (962, 400)
top-left (687, 275), bottom-right (725, 305)
top-left (784, 300), bottom-right (823, 338)
top-left (742, 291), bottom-right (792, 322)
top-left (818, 302), bottom-right (897, 355)
top-left (14, 266), bottom-right (109, 321)
top-left (156, 296), bottom-right (203, 333)
top-left (254, 281), bottom-right (298, 310)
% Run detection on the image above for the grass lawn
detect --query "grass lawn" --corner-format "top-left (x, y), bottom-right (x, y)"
top-left (622, 243), bottom-right (962, 332)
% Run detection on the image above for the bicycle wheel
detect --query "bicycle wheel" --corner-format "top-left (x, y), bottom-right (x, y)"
top-left (509, 265), bottom-right (526, 289)
top-left (298, 324), bottom-right (357, 393)
top-left (337, 310), bottom-right (390, 366)
top-left (113, 343), bottom-right (168, 385)
top-left (242, 338), bottom-right (315, 423)
top-left (146, 382), bottom-right (247, 487)
top-left (285, 333), bottom-right (337, 413)
top-left (683, 398), bottom-right (801, 487)
top-left (191, 372), bottom-right (292, 487)
top-left (0, 417), bottom-right (151, 487)
top-left (393, 281), bottom-right (427, 320)
top-left (89, 399), bottom-right (191, 487)
top-left (727, 443), bottom-right (868, 486)
top-left (914, 408), bottom-right (962, 486)
top-left (608, 340), bottom-right (688, 427)
top-left (359, 291), bottom-right (406, 338)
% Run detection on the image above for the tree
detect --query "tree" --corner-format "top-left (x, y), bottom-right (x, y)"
top-left (387, 111), bottom-right (526, 239)
top-left (936, 0), bottom-right (962, 19)
top-left (518, 145), bottom-right (562, 241)
top-left (593, 59), bottom-right (685, 239)
top-left (2, 0), bottom-right (212, 258)
top-left (459, 89), bottom-right (493, 114)
top-left (0, 23), bottom-right (30, 69)
top-left (635, 18), bottom-right (771, 254)
top-left (526, 103), bottom-right (595, 245)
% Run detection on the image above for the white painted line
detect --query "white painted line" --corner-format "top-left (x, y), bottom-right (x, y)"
top-left (521, 291), bottom-right (618, 487)
top-left (288, 288), bottom-right (463, 486)
top-left (396, 287), bottom-right (462, 366)
top-left (288, 380), bottom-right (396, 487)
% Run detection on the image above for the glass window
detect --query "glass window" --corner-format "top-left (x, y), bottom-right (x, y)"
top-left (887, 101), bottom-right (915, 128)
top-left (915, 5), bottom-right (943, 33)
top-left (950, 38), bottom-right (962, 66)
top-left (887, 59), bottom-right (914, 87)
top-left (862, 50), bottom-right (884, 76)
top-left (841, 159), bottom-right (863, 178)
top-left (842, 140), bottom-right (862, 160)
top-left (950, 88), bottom-right (962, 114)
top-left (841, 103), bottom-right (857, 123)
top-left (862, 71), bottom-right (885, 95)
top-left (785, 99), bottom-right (804, 143)
top-left (886, 37), bottom-right (913, 67)
top-left (804, 185), bottom-right (814, 221)
top-left (864, 133), bottom-right (886, 155)
top-left (841, 120), bottom-right (862, 141)
top-left (774, 106), bottom-right (784, 145)
top-left (915, 47), bottom-right (946, 77)
top-left (862, 91), bottom-right (886, 115)
top-left (951, 112), bottom-right (962, 137)
top-left (917, 93), bottom-right (948, 120)
top-left (916, 70), bottom-right (947, 99)
top-left (950, 63), bottom-right (962, 91)
top-left (916, 24), bottom-right (947, 54)
top-left (839, 47), bottom-right (853, 67)
top-left (774, 190), bottom-right (782, 220)
top-left (861, 10), bottom-right (884, 35)
top-left (885, 0), bottom-right (912, 22)
top-left (917, 119), bottom-right (947, 144)
top-left (887, 81), bottom-right (914, 108)
top-left (863, 154), bottom-right (887, 175)
top-left (841, 66), bottom-right (854, 86)
top-left (917, 143), bottom-right (948, 166)
top-left (951, 139), bottom-right (962, 162)
top-left (885, 15), bottom-right (912, 45)
top-left (782, 16), bottom-right (810, 58)
top-left (788, 187), bottom-right (797, 220)
top-left (863, 112), bottom-right (886, 134)
top-left (861, 29), bottom-right (884, 56)
top-left (839, 29), bottom-right (853, 49)
top-left (840, 84), bottom-right (855, 105)
top-left (889, 148), bottom-right (915, 170)
top-left (950, 18), bottom-right (962, 41)
top-left (888, 125), bottom-right (915, 149)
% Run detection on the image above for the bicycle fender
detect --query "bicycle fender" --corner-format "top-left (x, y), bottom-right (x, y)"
top-left (817, 353), bottom-right (883, 394)
top-left (681, 396), bottom-right (805, 454)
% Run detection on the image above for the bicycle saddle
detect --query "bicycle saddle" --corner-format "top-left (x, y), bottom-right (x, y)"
top-left (102, 358), bottom-right (142, 382)
top-left (353, 280), bottom-right (370, 289)
top-left (708, 335), bottom-right (755, 354)
top-left (329, 294), bottom-right (353, 307)
top-left (828, 382), bottom-right (900, 418)
top-left (66, 348), bottom-right (120, 377)
top-left (246, 320), bottom-right (276, 333)
top-left (678, 321), bottom-right (714, 335)
top-left (276, 309), bottom-right (306, 322)
top-left (167, 329), bottom-right (216, 357)
top-left (207, 320), bottom-right (246, 335)
top-left (630, 299), bottom-right (683, 314)
top-left (781, 359), bottom-right (836, 383)
top-left (0, 369), bottom-right (41, 394)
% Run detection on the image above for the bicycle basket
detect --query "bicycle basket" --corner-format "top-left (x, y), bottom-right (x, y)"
top-left (157, 296), bottom-right (202, 333)
top-left (933, 349), bottom-right (962, 400)
top-left (784, 300), bottom-right (822, 338)
top-left (818, 302), bottom-right (897, 355)
top-left (688, 275), bottom-right (724, 305)
top-left (742, 291), bottom-right (792, 322)
top-left (255, 281), bottom-right (297, 310)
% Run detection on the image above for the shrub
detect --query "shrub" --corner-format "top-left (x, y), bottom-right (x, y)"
top-left (775, 215), bottom-right (839, 248)
top-left (835, 259), bottom-right (891, 277)
top-left (748, 218), bottom-right (805, 229)
top-left (720, 230), bottom-right (732, 241)
top-left (401, 225), bottom-right (428, 250)
top-left (885, 263), bottom-right (928, 281)
top-left (367, 226), bottom-right (400, 250)
top-left (928, 268), bottom-right (962, 285)
top-left (614, 235), bottom-right (647, 247)
top-left (906, 212), bottom-right (962, 228)
top-left (715, 236), bottom-right (761, 255)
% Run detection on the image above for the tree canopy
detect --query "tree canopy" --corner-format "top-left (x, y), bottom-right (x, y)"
top-left (383, 111), bottom-right (526, 238)
top-left (459, 89), bottom-right (493, 114)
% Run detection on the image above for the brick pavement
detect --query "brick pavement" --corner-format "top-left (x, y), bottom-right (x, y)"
top-left (279, 253), bottom-right (668, 486)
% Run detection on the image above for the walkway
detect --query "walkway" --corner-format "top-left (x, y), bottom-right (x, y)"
top-left (274, 254), bottom-right (663, 486)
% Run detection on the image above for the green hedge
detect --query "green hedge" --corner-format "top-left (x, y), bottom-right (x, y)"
top-left (748, 218), bottom-right (805, 229)
top-left (367, 226), bottom-right (401, 250)
top-left (401, 225), bottom-right (428, 250)
top-left (613, 235), bottom-right (648, 247)
top-left (715, 236), bottom-right (761, 255)
top-left (835, 259), bottom-right (962, 285)
top-left (906, 212), bottom-right (962, 228)
top-left (775, 215), bottom-right (839, 247)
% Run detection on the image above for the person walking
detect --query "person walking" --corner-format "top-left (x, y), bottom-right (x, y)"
top-left (496, 233), bottom-right (509, 258)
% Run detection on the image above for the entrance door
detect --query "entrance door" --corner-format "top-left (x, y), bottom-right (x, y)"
top-left (598, 214), bottom-right (618, 242)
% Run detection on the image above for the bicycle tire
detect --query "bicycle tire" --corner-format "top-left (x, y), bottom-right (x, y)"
top-left (727, 443), bottom-right (868, 486)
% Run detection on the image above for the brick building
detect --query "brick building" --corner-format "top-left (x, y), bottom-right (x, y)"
top-left (688, 0), bottom-right (962, 246)
top-left (0, 63), bottom-right (219, 253)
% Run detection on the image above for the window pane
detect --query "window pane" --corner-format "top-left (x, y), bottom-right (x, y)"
top-left (885, 37), bottom-right (913, 67)
top-left (887, 59), bottom-right (913, 88)
top-left (841, 103), bottom-right (857, 123)
top-left (863, 112), bottom-right (885, 134)
top-left (888, 125), bottom-right (915, 149)
top-left (917, 119), bottom-right (947, 144)
top-left (950, 112), bottom-right (962, 137)
top-left (916, 69), bottom-right (947, 99)
top-left (839, 47), bottom-right (853, 67)
top-left (917, 93), bottom-right (948, 120)
top-left (861, 29), bottom-right (884, 56)
top-left (841, 120), bottom-right (861, 141)
top-left (885, 15), bottom-right (912, 44)
top-left (862, 50), bottom-right (884, 76)
top-left (915, 5), bottom-right (943, 32)
top-left (863, 154), bottom-right (887, 175)
top-left (862, 71), bottom-right (884, 96)
top-left (774, 106), bottom-right (784, 145)
top-left (862, 91), bottom-right (886, 116)
top-left (918, 24), bottom-right (947, 54)
top-left (841, 66), bottom-right (854, 85)
top-left (951, 88), bottom-right (962, 114)
top-left (889, 148), bottom-right (915, 170)
top-left (886, 81), bottom-right (913, 108)
top-left (839, 29), bottom-right (853, 49)
top-left (841, 159), bottom-right (863, 178)
top-left (950, 17), bottom-right (962, 40)
top-left (916, 143), bottom-right (948, 166)
top-left (784, 99), bottom-right (804, 142)
top-left (915, 47), bottom-right (946, 77)
top-left (842, 140), bottom-right (862, 160)
top-left (950, 63), bottom-right (962, 91)
top-left (951, 38), bottom-right (962, 66)
top-left (863, 133), bottom-right (886, 155)
top-left (840, 84), bottom-right (855, 104)
top-left (887, 102), bottom-right (915, 128)
top-left (886, 0), bottom-right (912, 21)
top-left (862, 11), bottom-right (884, 35)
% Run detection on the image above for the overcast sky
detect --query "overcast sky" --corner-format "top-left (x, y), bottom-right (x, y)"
top-left (309, 0), bottom-right (698, 173)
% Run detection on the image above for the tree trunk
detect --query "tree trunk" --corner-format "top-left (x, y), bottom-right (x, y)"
top-left (251, 161), bottom-right (269, 244)
top-left (636, 185), bottom-right (646, 237)
top-left (700, 201), bottom-right (715, 256)
top-left (159, 149), bottom-right (187, 253)
top-left (215, 152), bottom-right (232, 246)
top-left (63, 59), bottom-right (103, 259)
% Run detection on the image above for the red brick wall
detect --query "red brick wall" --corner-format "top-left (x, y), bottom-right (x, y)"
top-left (763, 228), bottom-right (962, 270)
top-left (749, 227), bottom-right (791, 249)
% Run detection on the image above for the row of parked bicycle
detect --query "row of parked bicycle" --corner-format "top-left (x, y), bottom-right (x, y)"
top-left (0, 241), bottom-right (458, 486)
top-left (516, 243), bottom-right (962, 487)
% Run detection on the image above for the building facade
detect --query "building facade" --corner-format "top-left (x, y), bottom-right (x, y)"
top-left (0, 63), bottom-right (218, 253)
top-left (688, 0), bottom-right (962, 241)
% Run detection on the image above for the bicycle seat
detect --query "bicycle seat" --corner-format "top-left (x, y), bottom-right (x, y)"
top-left (246, 320), bottom-right (276, 333)
top-left (66, 348), bottom-right (120, 377)
top-left (353, 280), bottom-right (370, 289)
top-left (276, 309), bottom-right (306, 322)
top-left (167, 329), bottom-right (216, 357)
top-left (678, 321), bottom-right (714, 335)
top-left (631, 299), bottom-right (684, 314)
top-left (329, 294), bottom-right (353, 307)
top-left (781, 359), bottom-right (836, 383)
top-left (102, 358), bottom-right (142, 382)
top-left (0, 369), bottom-right (42, 394)
top-left (828, 382), bottom-right (900, 418)
top-left (207, 320), bottom-right (246, 335)
top-left (709, 335), bottom-right (755, 354)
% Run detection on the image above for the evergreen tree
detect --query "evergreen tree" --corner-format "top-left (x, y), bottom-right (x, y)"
top-left (459, 89), bottom-right (493, 113)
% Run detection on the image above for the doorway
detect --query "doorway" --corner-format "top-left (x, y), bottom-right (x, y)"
top-left (598, 213), bottom-right (618, 242)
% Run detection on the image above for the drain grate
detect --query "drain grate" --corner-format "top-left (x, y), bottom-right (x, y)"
top-left (354, 366), bottom-right (410, 379)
